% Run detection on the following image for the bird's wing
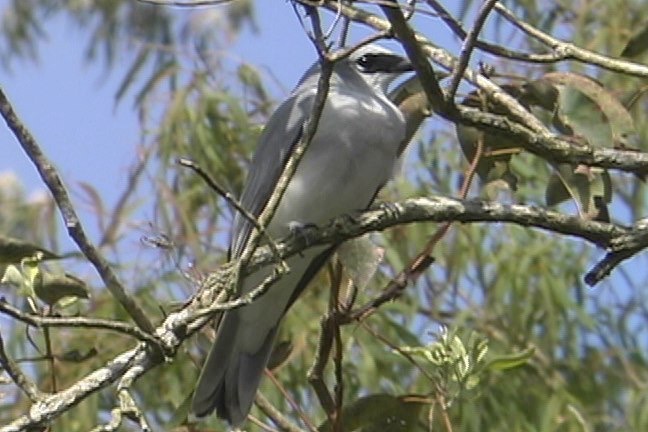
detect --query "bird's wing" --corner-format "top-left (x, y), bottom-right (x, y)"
top-left (230, 89), bottom-right (316, 258)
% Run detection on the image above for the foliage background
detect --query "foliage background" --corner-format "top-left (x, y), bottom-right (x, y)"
top-left (1, 1), bottom-right (647, 431)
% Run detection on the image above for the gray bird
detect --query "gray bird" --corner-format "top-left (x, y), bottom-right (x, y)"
top-left (191, 44), bottom-right (413, 426)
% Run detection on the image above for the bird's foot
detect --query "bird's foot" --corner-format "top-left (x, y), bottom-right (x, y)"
top-left (372, 201), bottom-right (400, 218)
top-left (286, 221), bottom-right (319, 252)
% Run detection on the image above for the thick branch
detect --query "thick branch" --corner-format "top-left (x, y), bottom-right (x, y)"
top-left (457, 107), bottom-right (648, 173)
top-left (246, 197), bottom-right (625, 271)
top-left (1, 347), bottom-right (142, 432)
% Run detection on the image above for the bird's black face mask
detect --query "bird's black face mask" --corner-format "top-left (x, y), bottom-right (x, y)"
top-left (354, 53), bottom-right (414, 74)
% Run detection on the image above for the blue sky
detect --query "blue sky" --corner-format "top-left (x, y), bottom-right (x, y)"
top-left (0, 2), bottom-right (311, 211)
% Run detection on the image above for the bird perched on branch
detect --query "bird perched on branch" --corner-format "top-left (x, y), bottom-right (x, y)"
top-left (192, 43), bottom-right (413, 426)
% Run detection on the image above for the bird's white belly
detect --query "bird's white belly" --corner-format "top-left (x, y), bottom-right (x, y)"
top-left (270, 95), bottom-right (403, 237)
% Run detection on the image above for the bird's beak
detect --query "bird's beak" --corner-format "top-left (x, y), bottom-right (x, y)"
top-left (383, 55), bottom-right (414, 73)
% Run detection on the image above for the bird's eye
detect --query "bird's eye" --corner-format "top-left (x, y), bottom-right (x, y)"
top-left (356, 55), bottom-right (371, 68)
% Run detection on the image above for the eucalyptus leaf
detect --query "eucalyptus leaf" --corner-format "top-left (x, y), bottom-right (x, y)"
top-left (542, 72), bottom-right (638, 148)
top-left (485, 347), bottom-right (535, 371)
top-left (0, 235), bottom-right (59, 264)
top-left (389, 75), bottom-right (432, 156)
top-left (33, 271), bottom-right (90, 306)
top-left (318, 394), bottom-right (427, 432)
top-left (337, 236), bottom-right (384, 292)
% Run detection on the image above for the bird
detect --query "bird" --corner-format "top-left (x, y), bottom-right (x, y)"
top-left (191, 44), bottom-right (414, 426)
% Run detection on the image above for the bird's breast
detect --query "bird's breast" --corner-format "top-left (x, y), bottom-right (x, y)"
top-left (268, 89), bottom-right (405, 237)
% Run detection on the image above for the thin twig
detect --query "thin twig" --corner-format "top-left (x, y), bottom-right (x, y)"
top-left (447, 0), bottom-right (499, 100)
top-left (425, 0), bottom-right (570, 64)
top-left (262, 371), bottom-right (318, 432)
top-left (0, 332), bottom-right (43, 402)
top-left (0, 299), bottom-right (162, 346)
top-left (307, 313), bottom-right (336, 417)
top-left (42, 309), bottom-right (57, 393)
top-left (135, 0), bottom-right (234, 6)
top-left (494, 2), bottom-right (648, 77)
top-left (100, 145), bottom-right (153, 248)
top-left (332, 323), bottom-right (344, 432)
top-left (361, 322), bottom-right (436, 382)
top-left (236, 9), bottom-right (332, 271)
top-left (338, 1), bottom-right (351, 47)
top-left (177, 157), bottom-right (283, 261)
top-left (331, 262), bottom-right (344, 432)
top-left (246, 414), bottom-right (281, 432)
top-left (379, 0), bottom-right (447, 113)
top-left (191, 264), bottom-right (286, 323)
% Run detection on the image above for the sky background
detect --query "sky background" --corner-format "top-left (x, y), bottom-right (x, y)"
top-left (0, 2), bottom-right (311, 215)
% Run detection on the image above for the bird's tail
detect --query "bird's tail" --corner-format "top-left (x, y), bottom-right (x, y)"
top-left (191, 311), bottom-right (277, 426)
top-left (191, 247), bottom-right (334, 425)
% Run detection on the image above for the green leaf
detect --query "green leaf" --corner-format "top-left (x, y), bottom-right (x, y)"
top-left (318, 394), bottom-right (427, 432)
top-left (542, 72), bottom-right (638, 148)
top-left (1, 264), bottom-right (25, 289)
top-left (33, 271), bottom-right (90, 306)
top-left (388, 75), bottom-right (433, 156)
top-left (621, 23), bottom-right (648, 58)
top-left (545, 163), bottom-right (612, 219)
top-left (337, 235), bottom-right (384, 291)
top-left (114, 47), bottom-right (150, 105)
top-left (134, 59), bottom-right (178, 107)
top-left (545, 171), bottom-right (572, 206)
top-left (0, 235), bottom-right (59, 264)
top-left (0, 254), bottom-right (43, 304)
top-left (484, 347), bottom-right (535, 371)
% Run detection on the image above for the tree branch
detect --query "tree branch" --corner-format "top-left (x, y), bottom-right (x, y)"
top-left (0, 332), bottom-right (43, 403)
top-left (0, 87), bottom-right (154, 334)
top-left (0, 193), bottom-right (639, 430)
top-left (307, 0), bottom-right (648, 177)
top-left (0, 299), bottom-right (161, 346)
top-left (493, 2), bottom-right (648, 77)
top-left (446, 0), bottom-right (499, 100)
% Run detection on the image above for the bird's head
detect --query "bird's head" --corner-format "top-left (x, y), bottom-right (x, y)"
top-left (297, 44), bottom-right (413, 94)
top-left (345, 44), bottom-right (413, 92)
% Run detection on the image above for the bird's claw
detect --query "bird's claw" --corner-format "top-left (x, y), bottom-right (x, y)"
top-left (287, 221), bottom-right (318, 252)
